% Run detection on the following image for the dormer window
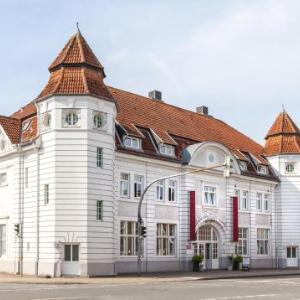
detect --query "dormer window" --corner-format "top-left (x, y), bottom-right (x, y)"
top-left (93, 112), bottom-right (105, 129)
top-left (285, 163), bottom-right (295, 174)
top-left (123, 136), bottom-right (141, 150)
top-left (159, 144), bottom-right (175, 156)
top-left (239, 161), bottom-right (247, 171)
top-left (0, 133), bottom-right (5, 151)
top-left (22, 119), bottom-right (32, 132)
top-left (257, 165), bottom-right (268, 175)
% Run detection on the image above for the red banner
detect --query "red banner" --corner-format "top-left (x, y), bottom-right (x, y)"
top-left (232, 196), bottom-right (239, 242)
top-left (189, 191), bottom-right (196, 241)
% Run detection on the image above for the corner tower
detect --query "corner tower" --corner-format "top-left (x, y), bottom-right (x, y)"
top-left (264, 110), bottom-right (300, 268)
top-left (34, 31), bottom-right (117, 276)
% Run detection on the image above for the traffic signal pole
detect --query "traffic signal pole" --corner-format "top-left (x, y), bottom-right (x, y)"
top-left (137, 158), bottom-right (231, 276)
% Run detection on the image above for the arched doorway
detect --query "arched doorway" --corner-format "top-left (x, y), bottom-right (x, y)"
top-left (193, 224), bottom-right (219, 269)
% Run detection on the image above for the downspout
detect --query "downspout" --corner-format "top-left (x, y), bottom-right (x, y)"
top-left (35, 140), bottom-right (40, 276)
top-left (17, 144), bottom-right (24, 276)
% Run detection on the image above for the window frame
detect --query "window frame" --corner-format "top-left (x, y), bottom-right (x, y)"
top-left (120, 173), bottom-right (130, 198)
top-left (0, 224), bottom-right (6, 258)
top-left (203, 185), bottom-right (217, 206)
top-left (44, 184), bottom-right (49, 205)
top-left (64, 244), bottom-right (80, 262)
top-left (93, 112), bottom-right (105, 130)
top-left (257, 165), bottom-right (268, 175)
top-left (96, 147), bottom-right (103, 168)
top-left (256, 192), bottom-right (263, 212)
top-left (123, 136), bottom-right (141, 150)
top-left (156, 180), bottom-right (165, 201)
top-left (62, 109), bottom-right (81, 128)
top-left (235, 227), bottom-right (249, 256)
top-left (156, 223), bottom-right (176, 257)
top-left (285, 162), bottom-right (296, 174)
top-left (168, 180), bottom-right (177, 202)
top-left (257, 228), bottom-right (270, 255)
top-left (96, 200), bottom-right (103, 221)
top-left (133, 175), bottom-right (144, 199)
top-left (159, 144), bottom-right (175, 156)
top-left (240, 190), bottom-right (249, 211)
top-left (120, 221), bottom-right (140, 257)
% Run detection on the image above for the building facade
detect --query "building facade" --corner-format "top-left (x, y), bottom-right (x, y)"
top-left (0, 31), bottom-right (298, 277)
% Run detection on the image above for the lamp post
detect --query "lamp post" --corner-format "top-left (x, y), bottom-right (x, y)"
top-left (137, 156), bottom-right (232, 275)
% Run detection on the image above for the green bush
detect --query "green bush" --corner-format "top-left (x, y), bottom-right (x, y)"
top-left (192, 255), bottom-right (204, 264)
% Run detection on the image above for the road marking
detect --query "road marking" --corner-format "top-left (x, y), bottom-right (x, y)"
top-left (203, 294), bottom-right (277, 300)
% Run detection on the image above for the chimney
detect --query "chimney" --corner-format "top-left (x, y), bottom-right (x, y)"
top-left (148, 90), bottom-right (162, 101)
top-left (196, 106), bottom-right (209, 115)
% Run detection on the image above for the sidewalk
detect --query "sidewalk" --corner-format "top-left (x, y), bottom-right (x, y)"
top-left (1, 269), bottom-right (300, 285)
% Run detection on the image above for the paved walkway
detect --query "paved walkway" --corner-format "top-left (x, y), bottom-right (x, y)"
top-left (0, 269), bottom-right (300, 285)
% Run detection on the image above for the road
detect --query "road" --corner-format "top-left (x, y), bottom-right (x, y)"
top-left (1, 276), bottom-right (300, 300)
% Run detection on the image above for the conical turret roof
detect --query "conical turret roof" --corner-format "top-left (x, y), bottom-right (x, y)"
top-left (264, 111), bottom-right (300, 156)
top-left (37, 31), bottom-right (114, 102)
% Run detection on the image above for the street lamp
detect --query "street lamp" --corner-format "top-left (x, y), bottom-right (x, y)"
top-left (137, 156), bottom-right (233, 275)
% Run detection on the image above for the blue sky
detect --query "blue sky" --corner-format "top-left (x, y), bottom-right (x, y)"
top-left (1, 0), bottom-right (300, 144)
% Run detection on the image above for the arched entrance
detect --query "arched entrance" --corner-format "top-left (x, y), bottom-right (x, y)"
top-left (193, 225), bottom-right (219, 269)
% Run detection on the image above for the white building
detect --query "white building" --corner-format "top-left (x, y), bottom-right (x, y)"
top-left (0, 31), bottom-right (298, 277)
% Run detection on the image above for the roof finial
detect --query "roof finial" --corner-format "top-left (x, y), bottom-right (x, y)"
top-left (282, 104), bottom-right (285, 112)
top-left (76, 22), bottom-right (80, 32)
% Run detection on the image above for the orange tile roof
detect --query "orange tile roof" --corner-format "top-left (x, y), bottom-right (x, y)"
top-left (110, 87), bottom-right (265, 156)
top-left (0, 115), bottom-right (21, 144)
top-left (37, 31), bottom-right (114, 102)
top-left (264, 111), bottom-right (300, 156)
top-left (48, 31), bottom-right (104, 73)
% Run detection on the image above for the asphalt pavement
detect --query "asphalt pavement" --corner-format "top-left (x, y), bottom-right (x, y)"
top-left (1, 276), bottom-right (300, 300)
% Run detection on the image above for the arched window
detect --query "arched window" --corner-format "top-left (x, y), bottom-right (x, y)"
top-left (93, 113), bottom-right (104, 129)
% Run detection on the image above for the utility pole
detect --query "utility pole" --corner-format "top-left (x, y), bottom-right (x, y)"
top-left (137, 157), bottom-right (233, 275)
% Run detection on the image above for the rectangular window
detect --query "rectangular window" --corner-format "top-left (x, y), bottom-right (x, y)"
top-left (120, 221), bottom-right (139, 256)
top-left (120, 173), bottom-right (130, 198)
top-left (64, 244), bottom-right (79, 262)
top-left (123, 136), bottom-right (141, 149)
top-left (240, 190), bottom-right (249, 211)
top-left (257, 192), bottom-right (262, 212)
top-left (156, 180), bottom-right (165, 201)
top-left (44, 184), bottom-right (49, 205)
top-left (25, 168), bottom-right (29, 188)
top-left (96, 200), bottom-right (103, 221)
top-left (257, 228), bottom-right (270, 255)
top-left (96, 148), bottom-right (103, 168)
top-left (156, 223), bottom-right (176, 256)
top-left (159, 144), bottom-right (175, 156)
top-left (134, 175), bottom-right (144, 198)
top-left (263, 194), bottom-right (270, 212)
top-left (235, 228), bottom-right (248, 256)
top-left (204, 186), bottom-right (216, 206)
top-left (168, 180), bottom-right (177, 202)
top-left (0, 225), bottom-right (6, 257)
top-left (0, 173), bottom-right (7, 186)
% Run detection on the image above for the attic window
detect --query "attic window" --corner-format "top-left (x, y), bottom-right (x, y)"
top-left (159, 144), bottom-right (175, 156)
top-left (0, 133), bottom-right (5, 151)
top-left (239, 161), bottom-right (247, 171)
top-left (123, 136), bottom-right (141, 150)
top-left (257, 165), bottom-right (268, 175)
top-left (22, 119), bottom-right (31, 132)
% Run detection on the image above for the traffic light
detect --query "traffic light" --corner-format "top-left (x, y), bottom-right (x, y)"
top-left (224, 156), bottom-right (234, 177)
top-left (141, 226), bottom-right (147, 238)
top-left (14, 224), bottom-right (20, 236)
